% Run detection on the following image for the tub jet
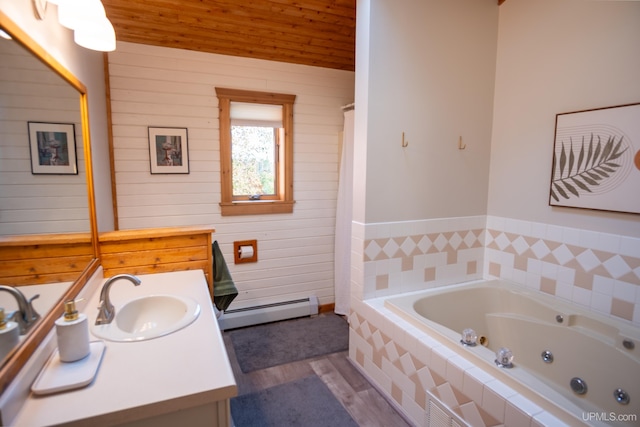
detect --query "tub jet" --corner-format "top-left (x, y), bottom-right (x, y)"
top-left (614, 388), bottom-right (630, 405)
top-left (570, 377), bottom-right (587, 395)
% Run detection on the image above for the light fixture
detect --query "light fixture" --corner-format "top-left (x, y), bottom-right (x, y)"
top-left (74, 16), bottom-right (116, 52)
top-left (58, 0), bottom-right (106, 30)
top-left (32, 0), bottom-right (48, 20)
top-left (0, 29), bottom-right (12, 40)
top-left (47, 0), bottom-right (117, 52)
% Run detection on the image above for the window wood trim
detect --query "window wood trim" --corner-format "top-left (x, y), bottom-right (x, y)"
top-left (216, 88), bottom-right (296, 216)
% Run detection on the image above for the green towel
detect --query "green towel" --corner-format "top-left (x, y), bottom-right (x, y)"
top-left (212, 240), bottom-right (238, 311)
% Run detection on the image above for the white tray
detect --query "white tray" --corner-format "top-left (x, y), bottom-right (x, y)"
top-left (31, 341), bottom-right (106, 395)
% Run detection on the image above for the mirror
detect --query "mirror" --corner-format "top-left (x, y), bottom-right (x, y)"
top-left (0, 38), bottom-right (90, 236)
top-left (0, 12), bottom-right (99, 394)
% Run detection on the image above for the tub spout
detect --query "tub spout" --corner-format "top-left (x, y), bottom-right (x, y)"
top-left (95, 274), bottom-right (142, 325)
top-left (0, 285), bottom-right (41, 335)
top-left (495, 347), bottom-right (514, 368)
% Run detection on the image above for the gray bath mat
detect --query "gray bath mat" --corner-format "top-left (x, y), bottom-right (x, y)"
top-left (228, 313), bottom-right (349, 373)
top-left (231, 375), bottom-right (358, 427)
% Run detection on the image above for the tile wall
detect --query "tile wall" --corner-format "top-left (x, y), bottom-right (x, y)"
top-left (349, 301), bottom-right (572, 426)
top-left (485, 216), bottom-right (640, 325)
top-left (361, 216), bottom-right (486, 299)
top-left (360, 215), bottom-right (640, 325)
top-left (350, 215), bottom-right (640, 426)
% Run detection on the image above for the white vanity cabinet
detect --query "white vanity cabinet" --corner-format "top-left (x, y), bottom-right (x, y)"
top-left (10, 270), bottom-right (237, 427)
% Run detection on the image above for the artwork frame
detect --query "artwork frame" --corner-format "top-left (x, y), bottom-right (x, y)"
top-left (148, 127), bottom-right (189, 174)
top-left (28, 121), bottom-right (78, 175)
top-left (549, 102), bottom-right (640, 215)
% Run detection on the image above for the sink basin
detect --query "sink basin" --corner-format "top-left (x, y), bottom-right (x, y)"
top-left (92, 295), bottom-right (200, 342)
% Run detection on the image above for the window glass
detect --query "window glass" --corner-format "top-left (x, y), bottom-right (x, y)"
top-left (231, 125), bottom-right (277, 197)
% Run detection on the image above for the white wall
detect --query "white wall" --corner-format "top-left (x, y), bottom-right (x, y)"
top-left (488, 0), bottom-right (640, 237)
top-left (350, 2), bottom-right (640, 424)
top-left (359, 0), bottom-right (499, 223)
top-left (0, 0), bottom-right (114, 232)
top-left (108, 42), bottom-right (355, 308)
top-left (350, 0), bottom-right (498, 308)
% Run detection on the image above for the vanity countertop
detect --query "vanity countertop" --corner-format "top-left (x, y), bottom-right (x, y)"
top-left (11, 270), bottom-right (237, 426)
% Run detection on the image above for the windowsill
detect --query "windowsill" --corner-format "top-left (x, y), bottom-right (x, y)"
top-left (220, 200), bottom-right (295, 216)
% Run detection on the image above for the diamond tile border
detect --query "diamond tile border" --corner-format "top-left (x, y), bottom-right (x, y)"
top-left (349, 306), bottom-right (572, 427)
top-left (484, 218), bottom-right (640, 325)
top-left (361, 216), bottom-right (640, 325)
top-left (364, 230), bottom-right (484, 263)
top-left (363, 228), bottom-right (485, 299)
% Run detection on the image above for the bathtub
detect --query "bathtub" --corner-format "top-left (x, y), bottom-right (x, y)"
top-left (384, 280), bottom-right (640, 426)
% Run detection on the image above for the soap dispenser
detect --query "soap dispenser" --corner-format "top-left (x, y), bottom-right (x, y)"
top-left (0, 308), bottom-right (19, 361)
top-left (55, 300), bottom-right (90, 362)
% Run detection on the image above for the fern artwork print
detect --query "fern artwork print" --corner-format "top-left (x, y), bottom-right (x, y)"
top-left (549, 102), bottom-right (640, 215)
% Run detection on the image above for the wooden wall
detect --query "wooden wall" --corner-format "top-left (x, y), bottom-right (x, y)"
top-left (108, 42), bottom-right (354, 310)
top-left (1, 226), bottom-right (220, 301)
top-left (99, 226), bottom-right (214, 298)
top-left (0, 233), bottom-right (94, 286)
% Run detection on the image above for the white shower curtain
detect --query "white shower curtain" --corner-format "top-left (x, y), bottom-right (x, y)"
top-left (334, 108), bottom-right (354, 316)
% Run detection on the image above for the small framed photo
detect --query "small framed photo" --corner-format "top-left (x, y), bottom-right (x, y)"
top-left (28, 121), bottom-right (78, 175)
top-left (148, 127), bottom-right (189, 174)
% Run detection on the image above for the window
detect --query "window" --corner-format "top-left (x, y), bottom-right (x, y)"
top-left (216, 88), bottom-right (296, 215)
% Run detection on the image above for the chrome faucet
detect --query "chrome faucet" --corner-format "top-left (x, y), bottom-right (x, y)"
top-left (0, 285), bottom-right (41, 335)
top-left (95, 274), bottom-right (141, 325)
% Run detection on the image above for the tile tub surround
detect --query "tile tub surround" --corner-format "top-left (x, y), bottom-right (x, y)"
top-left (349, 299), bottom-right (582, 427)
top-left (362, 216), bottom-right (487, 299)
top-left (352, 216), bottom-right (639, 426)
top-left (361, 216), bottom-right (640, 326)
top-left (484, 216), bottom-right (640, 326)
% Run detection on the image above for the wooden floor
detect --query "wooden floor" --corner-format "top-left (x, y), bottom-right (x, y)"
top-left (222, 324), bottom-right (412, 427)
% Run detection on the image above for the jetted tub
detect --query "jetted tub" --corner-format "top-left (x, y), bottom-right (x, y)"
top-left (384, 280), bottom-right (640, 426)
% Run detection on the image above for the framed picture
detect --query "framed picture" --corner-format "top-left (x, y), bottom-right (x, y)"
top-left (549, 102), bottom-right (640, 215)
top-left (148, 127), bottom-right (189, 174)
top-left (28, 121), bottom-right (78, 175)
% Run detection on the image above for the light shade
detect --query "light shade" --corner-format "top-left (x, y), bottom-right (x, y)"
top-left (74, 17), bottom-right (116, 52)
top-left (58, 0), bottom-right (105, 30)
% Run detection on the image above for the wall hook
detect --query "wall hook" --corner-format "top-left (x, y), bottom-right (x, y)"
top-left (458, 136), bottom-right (466, 150)
top-left (402, 132), bottom-right (409, 148)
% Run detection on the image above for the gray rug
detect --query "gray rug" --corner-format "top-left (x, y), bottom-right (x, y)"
top-left (231, 375), bottom-right (358, 427)
top-left (228, 313), bottom-right (349, 373)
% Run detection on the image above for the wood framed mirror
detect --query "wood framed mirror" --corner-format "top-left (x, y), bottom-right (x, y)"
top-left (0, 11), bottom-right (100, 395)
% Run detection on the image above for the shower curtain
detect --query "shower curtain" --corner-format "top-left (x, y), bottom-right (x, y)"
top-left (334, 108), bottom-right (354, 316)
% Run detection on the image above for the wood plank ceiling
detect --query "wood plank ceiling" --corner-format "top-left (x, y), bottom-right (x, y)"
top-left (101, 0), bottom-right (506, 72)
top-left (101, 0), bottom-right (357, 71)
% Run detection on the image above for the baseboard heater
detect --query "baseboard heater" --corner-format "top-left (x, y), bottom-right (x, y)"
top-left (218, 296), bottom-right (319, 331)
